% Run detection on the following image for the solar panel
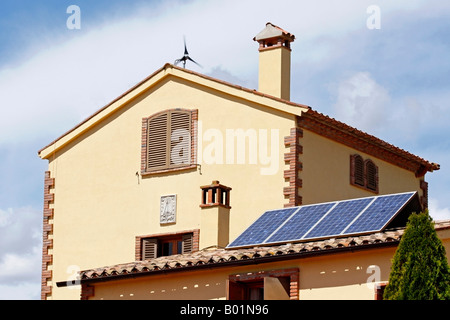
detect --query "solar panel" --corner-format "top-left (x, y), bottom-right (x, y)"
top-left (265, 203), bottom-right (335, 243)
top-left (344, 192), bottom-right (415, 234)
top-left (227, 207), bottom-right (298, 248)
top-left (226, 191), bottom-right (417, 249)
top-left (304, 197), bottom-right (374, 239)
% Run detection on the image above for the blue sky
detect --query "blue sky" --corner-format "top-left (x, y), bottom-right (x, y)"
top-left (0, 0), bottom-right (449, 300)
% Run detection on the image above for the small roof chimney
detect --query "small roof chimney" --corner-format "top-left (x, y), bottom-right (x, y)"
top-left (253, 23), bottom-right (295, 101)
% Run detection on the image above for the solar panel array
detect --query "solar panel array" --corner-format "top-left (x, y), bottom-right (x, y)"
top-left (227, 192), bottom-right (416, 249)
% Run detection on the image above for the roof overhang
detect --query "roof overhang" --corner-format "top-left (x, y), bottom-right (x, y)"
top-left (300, 110), bottom-right (440, 176)
top-left (38, 63), bottom-right (309, 160)
top-left (38, 64), bottom-right (439, 175)
top-left (57, 227), bottom-right (404, 287)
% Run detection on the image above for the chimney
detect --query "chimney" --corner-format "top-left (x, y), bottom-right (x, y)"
top-left (199, 180), bottom-right (231, 249)
top-left (253, 22), bottom-right (295, 101)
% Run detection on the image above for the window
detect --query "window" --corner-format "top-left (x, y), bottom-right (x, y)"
top-left (227, 269), bottom-right (299, 300)
top-left (229, 280), bottom-right (265, 300)
top-left (141, 233), bottom-right (193, 260)
top-left (350, 154), bottom-right (379, 193)
top-left (137, 230), bottom-right (199, 260)
top-left (141, 109), bottom-right (197, 174)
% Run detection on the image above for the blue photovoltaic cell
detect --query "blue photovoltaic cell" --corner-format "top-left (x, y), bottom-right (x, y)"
top-left (227, 207), bottom-right (298, 248)
top-left (305, 197), bottom-right (373, 239)
top-left (345, 192), bottom-right (414, 234)
top-left (265, 203), bottom-right (335, 243)
top-left (227, 192), bottom-right (416, 249)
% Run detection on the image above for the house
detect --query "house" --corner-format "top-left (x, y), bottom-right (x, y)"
top-left (38, 23), bottom-right (447, 300)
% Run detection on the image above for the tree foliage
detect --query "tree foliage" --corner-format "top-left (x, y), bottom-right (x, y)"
top-left (384, 211), bottom-right (450, 300)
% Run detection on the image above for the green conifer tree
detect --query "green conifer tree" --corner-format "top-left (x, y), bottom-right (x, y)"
top-left (383, 210), bottom-right (450, 300)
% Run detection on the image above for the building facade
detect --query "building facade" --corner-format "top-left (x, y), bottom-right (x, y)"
top-left (38, 23), bottom-right (444, 300)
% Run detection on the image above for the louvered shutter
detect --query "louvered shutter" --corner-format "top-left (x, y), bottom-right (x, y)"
top-left (170, 111), bottom-right (191, 167)
top-left (366, 161), bottom-right (377, 191)
top-left (354, 155), bottom-right (364, 186)
top-left (142, 238), bottom-right (158, 260)
top-left (147, 113), bottom-right (168, 170)
top-left (181, 233), bottom-right (193, 254)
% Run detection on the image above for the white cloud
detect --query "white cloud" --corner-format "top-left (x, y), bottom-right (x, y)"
top-left (332, 72), bottom-right (391, 135)
top-left (0, 206), bottom-right (42, 299)
top-left (0, 0), bottom-right (449, 300)
top-left (0, 282), bottom-right (41, 300)
top-left (0, 247), bottom-right (41, 284)
top-left (1, 0), bottom-right (436, 147)
top-left (0, 207), bottom-right (42, 254)
top-left (429, 198), bottom-right (450, 222)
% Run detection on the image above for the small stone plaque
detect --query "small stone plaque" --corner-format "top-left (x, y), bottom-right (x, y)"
top-left (160, 195), bottom-right (177, 224)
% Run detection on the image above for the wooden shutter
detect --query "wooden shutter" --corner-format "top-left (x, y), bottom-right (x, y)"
top-left (169, 111), bottom-right (191, 167)
top-left (366, 160), bottom-right (378, 191)
top-left (353, 155), bottom-right (364, 186)
top-left (146, 110), bottom-right (192, 171)
top-left (181, 233), bottom-right (193, 254)
top-left (142, 238), bottom-right (158, 260)
top-left (147, 113), bottom-right (169, 170)
top-left (227, 280), bottom-right (246, 300)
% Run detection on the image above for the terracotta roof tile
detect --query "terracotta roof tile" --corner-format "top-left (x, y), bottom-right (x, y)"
top-left (302, 109), bottom-right (440, 173)
top-left (77, 228), bottom-right (397, 283)
top-left (76, 220), bottom-right (450, 285)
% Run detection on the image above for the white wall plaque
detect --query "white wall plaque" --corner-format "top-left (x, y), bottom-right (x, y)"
top-left (160, 195), bottom-right (177, 224)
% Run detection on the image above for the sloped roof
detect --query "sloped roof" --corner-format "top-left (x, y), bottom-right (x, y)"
top-left (253, 22), bottom-right (295, 42)
top-left (38, 63), bottom-right (309, 159)
top-left (74, 230), bottom-right (402, 285)
top-left (60, 220), bottom-right (450, 286)
top-left (56, 220), bottom-right (450, 287)
top-left (301, 110), bottom-right (440, 175)
top-left (38, 63), bottom-right (439, 174)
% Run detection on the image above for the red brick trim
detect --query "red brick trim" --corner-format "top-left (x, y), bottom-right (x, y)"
top-left (374, 282), bottom-right (387, 300)
top-left (284, 125), bottom-right (303, 208)
top-left (135, 229), bottom-right (200, 261)
top-left (41, 171), bottom-right (55, 300)
top-left (141, 108), bottom-right (198, 176)
top-left (228, 268), bottom-right (299, 300)
top-left (200, 180), bottom-right (232, 209)
top-left (420, 179), bottom-right (428, 209)
top-left (81, 284), bottom-right (95, 300)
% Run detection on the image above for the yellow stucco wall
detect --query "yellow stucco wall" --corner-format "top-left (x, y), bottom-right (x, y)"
top-left (89, 250), bottom-right (391, 301)
top-left (42, 67), bottom-right (436, 300)
top-left (300, 129), bottom-right (424, 205)
top-left (47, 75), bottom-right (296, 299)
top-left (76, 228), bottom-right (450, 300)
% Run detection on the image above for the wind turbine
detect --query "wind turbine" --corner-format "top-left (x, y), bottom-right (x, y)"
top-left (174, 36), bottom-right (202, 69)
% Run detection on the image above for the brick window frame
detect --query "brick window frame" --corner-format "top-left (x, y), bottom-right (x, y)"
top-left (227, 268), bottom-right (299, 300)
top-left (135, 229), bottom-right (200, 261)
top-left (141, 109), bottom-right (198, 176)
top-left (350, 154), bottom-right (379, 194)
